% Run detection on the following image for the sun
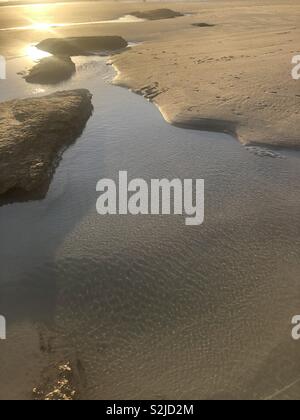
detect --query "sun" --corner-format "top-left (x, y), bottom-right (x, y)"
top-left (31, 22), bottom-right (53, 31)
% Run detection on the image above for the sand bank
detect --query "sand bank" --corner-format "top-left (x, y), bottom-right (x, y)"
top-left (109, 0), bottom-right (300, 148)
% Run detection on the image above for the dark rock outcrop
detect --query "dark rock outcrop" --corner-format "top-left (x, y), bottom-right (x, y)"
top-left (0, 89), bottom-right (93, 196)
top-left (131, 9), bottom-right (184, 21)
top-left (36, 36), bottom-right (128, 56)
top-left (24, 56), bottom-right (76, 85)
top-left (192, 23), bottom-right (215, 28)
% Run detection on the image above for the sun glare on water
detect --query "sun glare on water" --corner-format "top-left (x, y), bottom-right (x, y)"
top-left (31, 22), bottom-right (53, 31)
top-left (26, 45), bottom-right (51, 61)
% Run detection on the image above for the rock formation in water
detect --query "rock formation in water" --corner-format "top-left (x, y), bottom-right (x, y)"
top-left (192, 23), bottom-right (215, 28)
top-left (36, 36), bottom-right (128, 56)
top-left (0, 89), bottom-right (93, 196)
top-left (131, 9), bottom-right (184, 20)
top-left (24, 56), bottom-right (76, 84)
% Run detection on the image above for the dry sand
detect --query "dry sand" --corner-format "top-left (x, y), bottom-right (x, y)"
top-left (0, 0), bottom-right (300, 147)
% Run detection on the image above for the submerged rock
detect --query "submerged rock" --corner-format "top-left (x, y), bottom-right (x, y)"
top-left (36, 36), bottom-right (128, 56)
top-left (245, 146), bottom-right (285, 159)
top-left (131, 9), bottom-right (184, 21)
top-left (0, 89), bottom-right (93, 196)
top-left (24, 56), bottom-right (76, 85)
top-left (33, 362), bottom-right (79, 401)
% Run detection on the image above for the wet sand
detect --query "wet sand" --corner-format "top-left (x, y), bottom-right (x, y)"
top-left (111, 0), bottom-right (300, 148)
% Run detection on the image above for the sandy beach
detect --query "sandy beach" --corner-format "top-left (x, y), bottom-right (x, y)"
top-left (111, 0), bottom-right (300, 147)
top-left (1, 0), bottom-right (299, 147)
top-left (0, 0), bottom-right (300, 401)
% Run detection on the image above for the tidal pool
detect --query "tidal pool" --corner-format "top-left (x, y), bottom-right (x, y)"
top-left (0, 54), bottom-right (299, 400)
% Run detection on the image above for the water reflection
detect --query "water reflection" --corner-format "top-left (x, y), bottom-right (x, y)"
top-left (0, 15), bottom-right (145, 32)
top-left (25, 44), bottom-right (51, 61)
